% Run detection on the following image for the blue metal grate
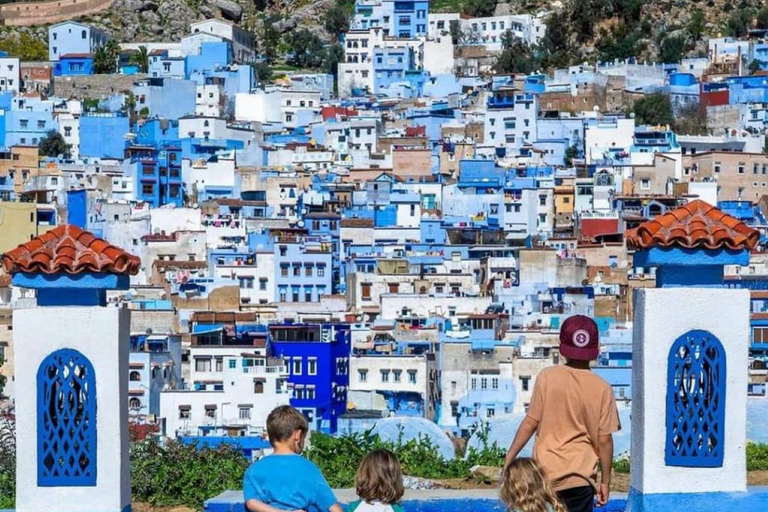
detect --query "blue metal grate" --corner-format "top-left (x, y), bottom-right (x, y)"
top-left (37, 348), bottom-right (97, 486)
top-left (665, 329), bottom-right (726, 468)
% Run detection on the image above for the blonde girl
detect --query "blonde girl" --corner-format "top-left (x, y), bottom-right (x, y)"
top-left (501, 458), bottom-right (567, 512)
top-left (348, 449), bottom-right (406, 512)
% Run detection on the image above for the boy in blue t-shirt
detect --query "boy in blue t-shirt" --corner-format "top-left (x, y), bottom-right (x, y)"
top-left (244, 406), bottom-right (342, 512)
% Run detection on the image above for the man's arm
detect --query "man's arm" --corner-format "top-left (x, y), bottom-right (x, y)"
top-left (329, 504), bottom-right (344, 512)
top-left (596, 434), bottom-right (614, 507)
top-left (504, 415), bottom-right (539, 467)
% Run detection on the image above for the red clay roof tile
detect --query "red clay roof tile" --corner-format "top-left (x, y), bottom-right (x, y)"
top-left (2, 225), bottom-right (141, 276)
top-left (625, 200), bottom-right (760, 251)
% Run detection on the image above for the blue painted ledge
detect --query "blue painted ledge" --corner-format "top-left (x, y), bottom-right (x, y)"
top-left (205, 490), bottom-right (627, 512)
top-left (626, 487), bottom-right (768, 512)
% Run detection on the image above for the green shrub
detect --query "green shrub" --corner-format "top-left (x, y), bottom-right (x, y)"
top-left (306, 425), bottom-right (506, 488)
top-left (130, 439), bottom-right (249, 510)
top-left (0, 418), bottom-right (15, 509)
top-left (747, 442), bottom-right (768, 471)
top-left (612, 458), bottom-right (630, 474)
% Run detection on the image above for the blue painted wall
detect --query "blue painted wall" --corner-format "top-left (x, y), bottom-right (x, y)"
top-left (79, 114), bottom-right (130, 159)
top-left (67, 189), bottom-right (87, 228)
top-left (54, 55), bottom-right (94, 76)
top-left (133, 78), bottom-right (197, 119)
top-left (3, 110), bottom-right (56, 147)
top-left (269, 323), bottom-right (351, 434)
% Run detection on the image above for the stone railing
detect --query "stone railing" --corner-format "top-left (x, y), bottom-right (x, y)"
top-left (0, 0), bottom-right (113, 27)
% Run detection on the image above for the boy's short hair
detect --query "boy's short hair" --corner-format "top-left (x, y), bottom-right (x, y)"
top-left (266, 405), bottom-right (308, 444)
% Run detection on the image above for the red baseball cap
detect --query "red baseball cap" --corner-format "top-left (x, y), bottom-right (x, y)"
top-left (559, 315), bottom-right (599, 361)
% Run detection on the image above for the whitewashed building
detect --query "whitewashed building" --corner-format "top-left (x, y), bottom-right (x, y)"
top-left (0, 54), bottom-right (21, 93)
top-left (188, 19), bottom-right (257, 64)
top-left (161, 350), bottom-right (289, 437)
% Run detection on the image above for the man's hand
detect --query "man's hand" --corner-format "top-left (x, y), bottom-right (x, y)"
top-left (596, 482), bottom-right (610, 507)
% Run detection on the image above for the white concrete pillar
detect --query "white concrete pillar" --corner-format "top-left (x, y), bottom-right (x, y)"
top-left (630, 287), bottom-right (748, 498)
top-left (14, 306), bottom-right (131, 512)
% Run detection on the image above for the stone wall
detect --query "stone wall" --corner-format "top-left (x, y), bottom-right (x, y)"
top-left (52, 73), bottom-right (146, 100)
top-left (0, 0), bottom-right (113, 27)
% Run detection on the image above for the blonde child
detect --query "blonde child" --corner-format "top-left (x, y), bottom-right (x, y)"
top-left (500, 458), bottom-right (567, 512)
top-left (348, 449), bottom-right (406, 512)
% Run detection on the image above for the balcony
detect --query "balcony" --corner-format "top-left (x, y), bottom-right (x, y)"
top-left (242, 365), bottom-right (287, 375)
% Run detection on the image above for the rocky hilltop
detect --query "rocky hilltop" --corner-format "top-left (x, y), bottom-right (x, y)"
top-left (0, 0), bottom-right (765, 63)
top-left (84, 0), bottom-right (337, 43)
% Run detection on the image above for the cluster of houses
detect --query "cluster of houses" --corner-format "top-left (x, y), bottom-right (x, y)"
top-left (0, 0), bottom-right (768, 442)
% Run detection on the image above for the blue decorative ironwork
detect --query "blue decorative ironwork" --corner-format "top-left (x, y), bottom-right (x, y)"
top-left (37, 349), bottom-right (97, 486)
top-left (665, 330), bottom-right (726, 468)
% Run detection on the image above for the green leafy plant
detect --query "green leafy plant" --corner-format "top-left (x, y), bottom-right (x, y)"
top-left (130, 46), bottom-right (149, 74)
top-left (306, 424), bottom-right (506, 489)
top-left (747, 442), bottom-right (768, 471)
top-left (0, 32), bottom-right (47, 61)
top-left (324, 5), bottom-right (351, 42)
top-left (612, 458), bottom-right (630, 474)
top-left (630, 92), bottom-right (675, 127)
top-left (38, 130), bottom-right (71, 158)
top-left (94, 40), bottom-right (121, 74)
top-left (0, 416), bottom-right (15, 509)
top-left (130, 439), bottom-right (250, 510)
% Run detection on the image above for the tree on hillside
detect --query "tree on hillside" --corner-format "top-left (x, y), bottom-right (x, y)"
top-left (495, 31), bottom-right (540, 75)
top-left (130, 46), bottom-right (149, 73)
top-left (260, 21), bottom-right (281, 63)
top-left (464, 0), bottom-right (497, 18)
top-left (726, 9), bottom-right (750, 38)
top-left (659, 35), bottom-right (686, 64)
top-left (631, 93), bottom-right (674, 127)
top-left (449, 19), bottom-right (463, 44)
top-left (540, 10), bottom-right (572, 69)
top-left (757, 7), bottom-right (768, 30)
top-left (285, 29), bottom-right (325, 69)
top-left (94, 39), bottom-right (120, 74)
top-left (565, 144), bottom-right (579, 167)
top-left (255, 62), bottom-right (273, 83)
top-left (0, 33), bottom-right (47, 61)
top-left (324, 5), bottom-right (351, 42)
top-left (38, 130), bottom-right (71, 158)
top-left (688, 9), bottom-right (706, 42)
top-left (674, 103), bottom-right (708, 136)
top-left (323, 43), bottom-right (344, 78)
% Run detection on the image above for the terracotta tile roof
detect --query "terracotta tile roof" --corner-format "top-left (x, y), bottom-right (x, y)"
top-left (2, 225), bottom-right (141, 276)
top-left (625, 200), bottom-right (760, 251)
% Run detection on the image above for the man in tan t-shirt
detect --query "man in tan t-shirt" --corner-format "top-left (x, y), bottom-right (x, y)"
top-left (505, 315), bottom-right (620, 512)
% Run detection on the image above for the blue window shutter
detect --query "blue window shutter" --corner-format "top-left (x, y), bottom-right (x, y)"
top-left (37, 349), bottom-right (97, 486)
top-left (665, 330), bottom-right (726, 468)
